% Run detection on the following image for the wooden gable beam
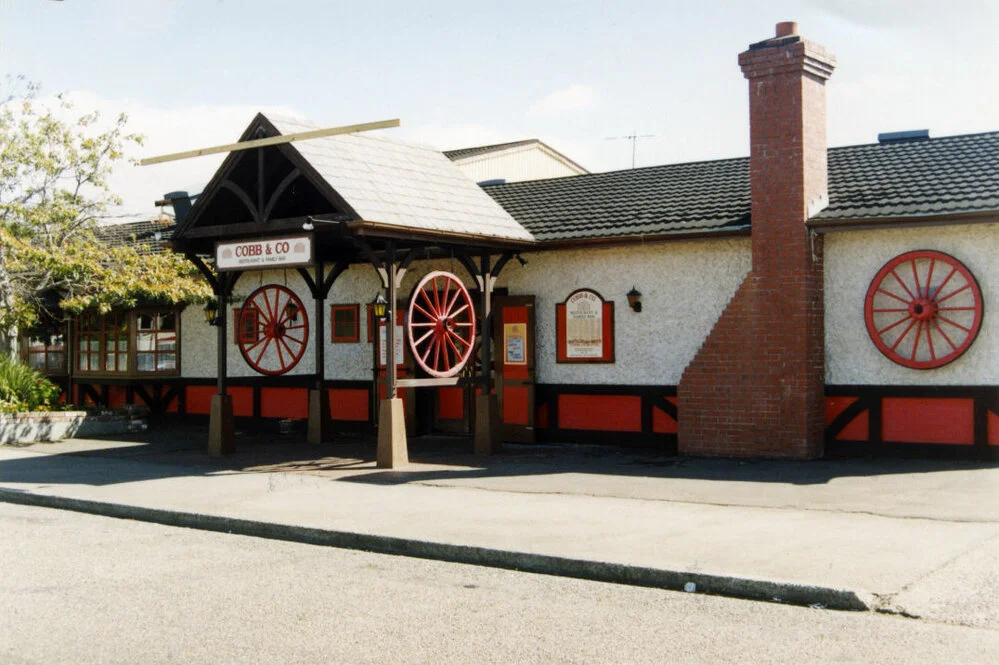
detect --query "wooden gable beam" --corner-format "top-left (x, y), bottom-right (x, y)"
top-left (140, 119), bottom-right (401, 166)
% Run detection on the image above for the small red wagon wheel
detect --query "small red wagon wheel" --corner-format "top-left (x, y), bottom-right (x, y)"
top-left (238, 284), bottom-right (309, 375)
top-left (864, 250), bottom-right (983, 370)
top-left (407, 271), bottom-right (477, 378)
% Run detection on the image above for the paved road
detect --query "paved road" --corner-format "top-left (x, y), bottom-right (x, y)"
top-left (2, 503), bottom-right (996, 665)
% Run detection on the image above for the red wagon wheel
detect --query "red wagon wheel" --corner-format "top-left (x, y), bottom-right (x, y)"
top-left (237, 284), bottom-right (309, 375)
top-left (864, 250), bottom-right (982, 370)
top-left (407, 271), bottom-right (476, 378)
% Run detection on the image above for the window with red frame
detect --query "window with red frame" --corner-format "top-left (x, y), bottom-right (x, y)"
top-left (26, 331), bottom-right (66, 374)
top-left (136, 312), bottom-right (178, 372)
top-left (331, 304), bottom-right (360, 343)
top-left (77, 312), bottom-right (128, 373)
top-left (233, 305), bottom-right (261, 345)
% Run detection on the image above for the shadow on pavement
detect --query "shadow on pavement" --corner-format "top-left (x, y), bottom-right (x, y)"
top-left (0, 420), bottom-right (994, 489)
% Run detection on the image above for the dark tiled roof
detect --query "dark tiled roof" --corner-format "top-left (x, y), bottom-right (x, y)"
top-left (444, 139), bottom-right (538, 161)
top-left (817, 131), bottom-right (999, 220)
top-left (484, 131), bottom-right (999, 242)
top-left (483, 157), bottom-right (750, 242)
top-left (96, 219), bottom-right (176, 253)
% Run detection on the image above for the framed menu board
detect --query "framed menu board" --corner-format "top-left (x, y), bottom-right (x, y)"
top-left (556, 288), bottom-right (615, 363)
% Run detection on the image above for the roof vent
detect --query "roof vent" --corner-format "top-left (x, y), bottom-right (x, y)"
top-left (478, 178), bottom-right (507, 186)
top-left (878, 129), bottom-right (929, 144)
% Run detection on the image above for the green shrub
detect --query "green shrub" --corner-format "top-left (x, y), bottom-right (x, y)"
top-left (0, 356), bottom-right (62, 413)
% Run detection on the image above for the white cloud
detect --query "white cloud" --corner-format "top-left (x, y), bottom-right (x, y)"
top-left (27, 92), bottom-right (303, 222)
top-left (528, 85), bottom-right (598, 117)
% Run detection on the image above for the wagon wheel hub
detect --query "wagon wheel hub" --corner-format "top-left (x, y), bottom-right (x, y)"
top-left (909, 298), bottom-right (936, 321)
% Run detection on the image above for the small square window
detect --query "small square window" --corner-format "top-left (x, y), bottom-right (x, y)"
top-left (234, 306), bottom-right (261, 345)
top-left (331, 304), bottom-right (360, 343)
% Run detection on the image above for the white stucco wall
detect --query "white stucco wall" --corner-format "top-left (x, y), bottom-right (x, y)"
top-left (499, 238), bottom-right (751, 385)
top-left (182, 268), bottom-right (319, 378)
top-left (825, 223), bottom-right (999, 385)
top-left (179, 238), bottom-right (751, 387)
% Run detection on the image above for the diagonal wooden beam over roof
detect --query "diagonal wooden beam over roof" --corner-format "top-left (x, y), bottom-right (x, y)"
top-left (139, 118), bottom-right (401, 166)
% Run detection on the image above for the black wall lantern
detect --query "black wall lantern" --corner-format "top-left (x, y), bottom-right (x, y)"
top-left (203, 299), bottom-right (220, 326)
top-left (627, 286), bottom-right (642, 313)
top-left (284, 300), bottom-right (300, 324)
top-left (371, 292), bottom-right (389, 320)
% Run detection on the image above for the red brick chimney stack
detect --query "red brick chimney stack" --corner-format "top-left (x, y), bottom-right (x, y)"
top-left (678, 23), bottom-right (836, 458)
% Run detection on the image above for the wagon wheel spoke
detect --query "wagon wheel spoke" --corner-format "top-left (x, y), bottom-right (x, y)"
top-left (876, 288), bottom-right (910, 305)
top-left (932, 319), bottom-right (958, 351)
top-left (910, 321), bottom-right (923, 361)
top-left (889, 319), bottom-right (918, 352)
top-left (890, 270), bottom-right (916, 300)
top-left (877, 315), bottom-right (912, 335)
top-left (929, 267), bottom-right (958, 300)
top-left (935, 283), bottom-right (970, 305)
top-left (254, 337), bottom-right (273, 366)
top-left (936, 315), bottom-right (972, 334)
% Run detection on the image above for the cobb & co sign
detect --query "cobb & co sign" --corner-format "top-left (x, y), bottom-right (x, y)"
top-left (216, 235), bottom-right (313, 271)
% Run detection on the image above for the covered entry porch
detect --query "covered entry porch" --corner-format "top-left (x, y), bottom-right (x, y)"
top-left (167, 113), bottom-right (537, 466)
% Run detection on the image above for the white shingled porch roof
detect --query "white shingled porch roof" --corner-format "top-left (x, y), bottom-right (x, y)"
top-left (267, 114), bottom-right (535, 243)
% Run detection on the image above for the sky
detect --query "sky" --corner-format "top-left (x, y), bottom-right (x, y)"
top-left (1, 0), bottom-right (997, 221)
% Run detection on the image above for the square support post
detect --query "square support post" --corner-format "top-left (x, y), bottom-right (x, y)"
top-left (377, 242), bottom-right (408, 468)
top-left (474, 253), bottom-right (501, 455)
top-left (209, 275), bottom-right (235, 456)
top-left (308, 261), bottom-right (331, 444)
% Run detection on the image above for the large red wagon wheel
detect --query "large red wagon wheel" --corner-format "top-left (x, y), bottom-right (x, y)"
top-left (238, 284), bottom-right (309, 375)
top-left (407, 271), bottom-right (476, 378)
top-left (864, 250), bottom-right (982, 370)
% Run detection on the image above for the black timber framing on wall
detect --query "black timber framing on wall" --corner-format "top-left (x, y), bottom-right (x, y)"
top-left (825, 384), bottom-right (999, 460)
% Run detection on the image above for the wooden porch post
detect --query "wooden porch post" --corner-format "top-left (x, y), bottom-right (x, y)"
top-left (377, 241), bottom-right (408, 468)
top-left (209, 273), bottom-right (236, 456)
top-left (475, 252), bottom-right (501, 454)
top-left (307, 261), bottom-right (331, 444)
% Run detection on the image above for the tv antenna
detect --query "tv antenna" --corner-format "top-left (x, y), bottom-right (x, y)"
top-left (605, 131), bottom-right (655, 169)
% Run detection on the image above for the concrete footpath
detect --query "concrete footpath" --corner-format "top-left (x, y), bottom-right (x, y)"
top-left (1, 429), bottom-right (997, 627)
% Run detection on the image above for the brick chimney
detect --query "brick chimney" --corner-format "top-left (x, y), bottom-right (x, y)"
top-left (678, 23), bottom-right (836, 458)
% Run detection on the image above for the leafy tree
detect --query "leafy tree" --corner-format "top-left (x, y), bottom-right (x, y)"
top-left (0, 77), bottom-right (210, 354)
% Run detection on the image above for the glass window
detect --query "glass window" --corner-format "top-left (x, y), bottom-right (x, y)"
top-left (26, 332), bottom-right (65, 373)
top-left (76, 314), bottom-right (120, 373)
top-left (135, 312), bottom-right (178, 373)
top-left (332, 304), bottom-right (360, 343)
top-left (233, 305), bottom-right (262, 346)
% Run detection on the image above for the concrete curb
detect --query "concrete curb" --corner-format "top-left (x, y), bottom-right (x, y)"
top-left (0, 487), bottom-right (872, 612)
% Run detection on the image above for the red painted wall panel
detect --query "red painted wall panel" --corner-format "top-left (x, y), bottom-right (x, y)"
top-left (503, 386), bottom-right (530, 425)
top-left (437, 387), bottom-right (464, 420)
top-left (260, 387), bottom-right (308, 419)
top-left (989, 411), bottom-right (999, 446)
top-left (558, 394), bottom-right (641, 432)
top-left (229, 387), bottom-right (253, 417)
top-left (107, 386), bottom-right (127, 408)
top-left (329, 388), bottom-right (368, 422)
top-left (825, 397), bottom-right (857, 425)
top-left (652, 404), bottom-right (677, 434)
top-left (882, 398), bottom-right (974, 445)
top-left (837, 411), bottom-right (868, 441)
top-left (185, 386), bottom-right (214, 415)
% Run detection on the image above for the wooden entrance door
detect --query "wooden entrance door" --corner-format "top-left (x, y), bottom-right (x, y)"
top-left (493, 296), bottom-right (536, 443)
